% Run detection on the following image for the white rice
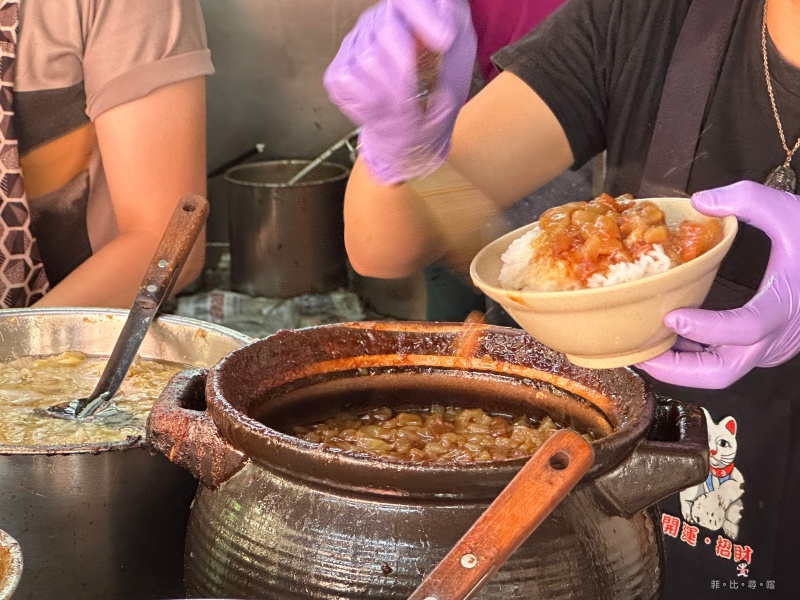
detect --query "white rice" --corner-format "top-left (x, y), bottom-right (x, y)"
top-left (585, 245), bottom-right (673, 288)
top-left (498, 228), bottom-right (675, 292)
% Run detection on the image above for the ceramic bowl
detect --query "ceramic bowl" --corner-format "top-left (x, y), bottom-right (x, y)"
top-left (0, 528), bottom-right (22, 600)
top-left (470, 197), bottom-right (738, 369)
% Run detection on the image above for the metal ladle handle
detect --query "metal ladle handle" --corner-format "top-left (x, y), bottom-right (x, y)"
top-left (286, 128), bottom-right (361, 186)
top-left (75, 194), bottom-right (209, 418)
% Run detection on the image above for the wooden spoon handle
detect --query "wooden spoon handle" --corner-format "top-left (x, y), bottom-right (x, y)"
top-left (408, 429), bottom-right (595, 600)
top-left (412, 35), bottom-right (441, 113)
top-left (137, 193), bottom-right (209, 304)
top-left (407, 38), bottom-right (505, 277)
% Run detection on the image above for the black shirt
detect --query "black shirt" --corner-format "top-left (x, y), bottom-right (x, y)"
top-left (494, 1), bottom-right (800, 598)
top-left (495, 0), bottom-right (800, 291)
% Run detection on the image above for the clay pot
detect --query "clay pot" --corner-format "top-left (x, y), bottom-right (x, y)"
top-left (147, 321), bottom-right (709, 599)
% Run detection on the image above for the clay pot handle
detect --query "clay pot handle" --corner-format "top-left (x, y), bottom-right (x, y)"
top-left (593, 395), bottom-right (708, 518)
top-left (146, 368), bottom-right (248, 490)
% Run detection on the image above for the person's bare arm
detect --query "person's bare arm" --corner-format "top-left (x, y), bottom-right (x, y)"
top-left (34, 77), bottom-right (207, 308)
top-left (344, 71), bottom-right (575, 279)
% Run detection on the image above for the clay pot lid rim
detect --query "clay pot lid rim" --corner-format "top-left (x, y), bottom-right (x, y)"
top-left (206, 385), bottom-right (648, 476)
top-left (205, 322), bottom-right (654, 475)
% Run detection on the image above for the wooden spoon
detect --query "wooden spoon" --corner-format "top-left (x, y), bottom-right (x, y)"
top-left (408, 428), bottom-right (595, 600)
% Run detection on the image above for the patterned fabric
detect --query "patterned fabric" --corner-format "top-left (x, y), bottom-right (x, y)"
top-left (0, 0), bottom-right (47, 306)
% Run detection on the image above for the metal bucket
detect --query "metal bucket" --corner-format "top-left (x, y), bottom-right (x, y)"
top-left (0, 308), bottom-right (252, 600)
top-left (224, 160), bottom-right (350, 298)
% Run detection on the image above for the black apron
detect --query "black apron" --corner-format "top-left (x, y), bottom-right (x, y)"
top-left (640, 1), bottom-right (800, 597)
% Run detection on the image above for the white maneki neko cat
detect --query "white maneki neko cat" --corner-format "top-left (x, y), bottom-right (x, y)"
top-left (679, 408), bottom-right (745, 540)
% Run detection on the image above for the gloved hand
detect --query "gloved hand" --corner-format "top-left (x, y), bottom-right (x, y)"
top-left (636, 181), bottom-right (800, 389)
top-left (323, 0), bottom-right (476, 184)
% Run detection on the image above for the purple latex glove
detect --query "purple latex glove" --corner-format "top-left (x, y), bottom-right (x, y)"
top-left (636, 181), bottom-right (800, 389)
top-left (323, 0), bottom-right (476, 184)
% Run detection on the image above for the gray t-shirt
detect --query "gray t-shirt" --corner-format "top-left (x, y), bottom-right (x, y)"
top-left (15, 0), bottom-right (214, 285)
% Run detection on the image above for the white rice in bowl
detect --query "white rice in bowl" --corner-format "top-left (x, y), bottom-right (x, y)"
top-left (499, 228), bottom-right (676, 292)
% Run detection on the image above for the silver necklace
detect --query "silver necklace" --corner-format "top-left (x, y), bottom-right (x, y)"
top-left (762, 0), bottom-right (800, 193)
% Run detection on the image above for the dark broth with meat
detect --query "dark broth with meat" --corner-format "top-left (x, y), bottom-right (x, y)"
top-left (289, 405), bottom-right (594, 464)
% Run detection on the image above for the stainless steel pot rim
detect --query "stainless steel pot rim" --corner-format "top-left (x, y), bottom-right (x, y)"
top-left (0, 437), bottom-right (144, 456)
top-left (224, 159), bottom-right (350, 187)
top-left (0, 307), bottom-right (254, 343)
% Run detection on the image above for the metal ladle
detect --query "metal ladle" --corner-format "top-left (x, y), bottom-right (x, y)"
top-left (286, 128), bottom-right (361, 186)
top-left (41, 194), bottom-right (209, 420)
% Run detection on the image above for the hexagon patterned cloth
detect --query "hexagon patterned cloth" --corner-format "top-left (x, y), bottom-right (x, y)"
top-left (0, 0), bottom-right (48, 307)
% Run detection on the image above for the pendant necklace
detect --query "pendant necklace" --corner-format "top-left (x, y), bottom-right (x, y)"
top-left (761, 0), bottom-right (799, 193)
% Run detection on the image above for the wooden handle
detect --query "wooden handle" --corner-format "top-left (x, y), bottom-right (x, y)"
top-left (413, 35), bottom-right (441, 112)
top-left (408, 429), bottom-right (594, 600)
top-left (136, 194), bottom-right (209, 306)
top-left (407, 38), bottom-right (505, 277)
top-left (463, 310), bottom-right (486, 325)
top-left (448, 311), bottom-right (487, 359)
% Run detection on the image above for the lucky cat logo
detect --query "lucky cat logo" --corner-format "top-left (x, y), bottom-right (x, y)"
top-left (679, 408), bottom-right (745, 540)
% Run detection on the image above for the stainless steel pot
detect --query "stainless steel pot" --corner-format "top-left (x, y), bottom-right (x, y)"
top-left (149, 321), bottom-right (709, 599)
top-left (224, 160), bottom-right (349, 298)
top-left (0, 528), bottom-right (21, 600)
top-left (0, 308), bottom-right (251, 600)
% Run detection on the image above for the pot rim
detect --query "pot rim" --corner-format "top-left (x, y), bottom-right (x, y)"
top-left (205, 322), bottom-right (655, 498)
top-left (224, 159), bottom-right (350, 188)
top-left (0, 306), bottom-right (252, 342)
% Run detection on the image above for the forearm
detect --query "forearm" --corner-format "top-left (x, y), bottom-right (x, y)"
top-left (326, 3), bottom-right (573, 279)
top-left (34, 228), bottom-right (205, 308)
top-left (344, 159), bottom-right (448, 278)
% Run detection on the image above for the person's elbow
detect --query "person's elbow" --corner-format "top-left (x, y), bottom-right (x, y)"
top-left (345, 228), bottom-right (425, 279)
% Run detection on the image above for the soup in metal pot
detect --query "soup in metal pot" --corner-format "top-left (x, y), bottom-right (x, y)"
top-left (0, 351), bottom-right (188, 446)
